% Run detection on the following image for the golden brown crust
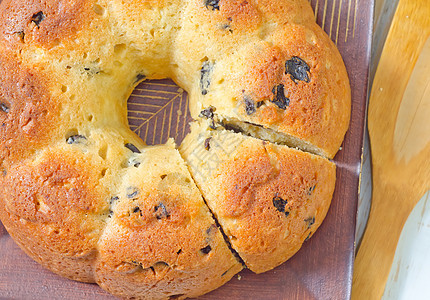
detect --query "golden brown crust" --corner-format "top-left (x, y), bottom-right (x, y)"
top-left (201, 0), bottom-right (262, 34)
top-left (212, 141), bottom-right (335, 272)
top-left (252, 0), bottom-right (315, 24)
top-left (180, 123), bottom-right (336, 273)
top-left (234, 22), bottom-right (351, 157)
top-left (175, 0), bottom-right (350, 158)
top-left (0, 0), bottom-right (348, 298)
top-left (0, 148), bottom-right (110, 282)
top-left (0, 210), bottom-right (98, 282)
top-left (95, 146), bottom-right (242, 299)
top-left (0, 0), bottom-right (92, 50)
top-left (0, 51), bottom-right (62, 170)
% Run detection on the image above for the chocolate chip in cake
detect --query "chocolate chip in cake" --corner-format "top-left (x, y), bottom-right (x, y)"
top-left (244, 96), bottom-right (256, 115)
top-left (209, 119), bottom-right (217, 130)
top-left (154, 202), bottom-right (170, 220)
top-left (200, 60), bottom-right (213, 95)
top-left (308, 185), bottom-right (316, 196)
top-left (66, 135), bottom-right (87, 144)
top-left (107, 196), bottom-right (119, 218)
top-left (199, 106), bottom-right (216, 119)
top-left (125, 143), bottom-right (141, 153)
top-left (126, 187), bottom-right (139, 199)
top-left (205, 224), bottom-right (217, 243)
top-left (256, 101), bottom-right (264, 108)
top-left (204, 137), bottom-right (211, 151)
top-left (109, 196), bottom-right (119, 205)
top-left (221, 23), bottom-right (233, 33)
top-left (31, 11), bottom-right (45, 27)
top-left (0, 103), bottom-right (10, 113)
top-left (304, 216), bottom-right (315, 229)
top-left (271, 84), bottom-right (290, 110)
top-left (83, 66), bottom-right (101, 76)
top-left (16, 31), bottom-right (25, 42)
top-left (200, 245), bottom-right (212, 254)
top-left (131, 260), bottom-right (141, 266)
top-left (272, 196), bottom-right (287, 213)
top-left (132, 206), bottom-right (141, 214)
top-left (206, 223), bottom-right (217, 235)
top-left (204, 0), bottom-right (220, 10)
top-left (285, 56), bottom-right (311, 83)
top-left (129, 157), bottom-right (141, 168)
top-left (176, 249), bottom-right (182, 255)
top-left (273, 196), bottom-right (290, 217)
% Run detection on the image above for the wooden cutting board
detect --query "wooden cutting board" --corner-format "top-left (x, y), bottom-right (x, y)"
top-left (352, 1), bottom-right (430, 299)
top-left (0, 0), bottom-right (373, 299)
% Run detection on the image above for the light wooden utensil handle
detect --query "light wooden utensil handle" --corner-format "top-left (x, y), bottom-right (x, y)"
top-left (352, 1), bottom-right (430, 299)
top-left (353, 175), bottom-right (422, 299)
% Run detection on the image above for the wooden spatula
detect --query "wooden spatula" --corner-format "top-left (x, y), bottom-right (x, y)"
top-left (352, 1), bottom-right (430, 299)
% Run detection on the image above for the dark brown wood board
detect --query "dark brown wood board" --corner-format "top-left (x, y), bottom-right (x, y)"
top-left (0, 0), bottom-right (373, 299)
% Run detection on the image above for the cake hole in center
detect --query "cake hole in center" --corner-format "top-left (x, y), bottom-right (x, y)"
top-left (127, 79), bottom-right (192, 146)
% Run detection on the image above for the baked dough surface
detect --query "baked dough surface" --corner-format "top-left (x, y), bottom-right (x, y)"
top-left (0, 0), bottom-right (349, 298)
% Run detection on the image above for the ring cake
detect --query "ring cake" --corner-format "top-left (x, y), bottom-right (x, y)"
top-left (0, 0), bottom-right (350, 298)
